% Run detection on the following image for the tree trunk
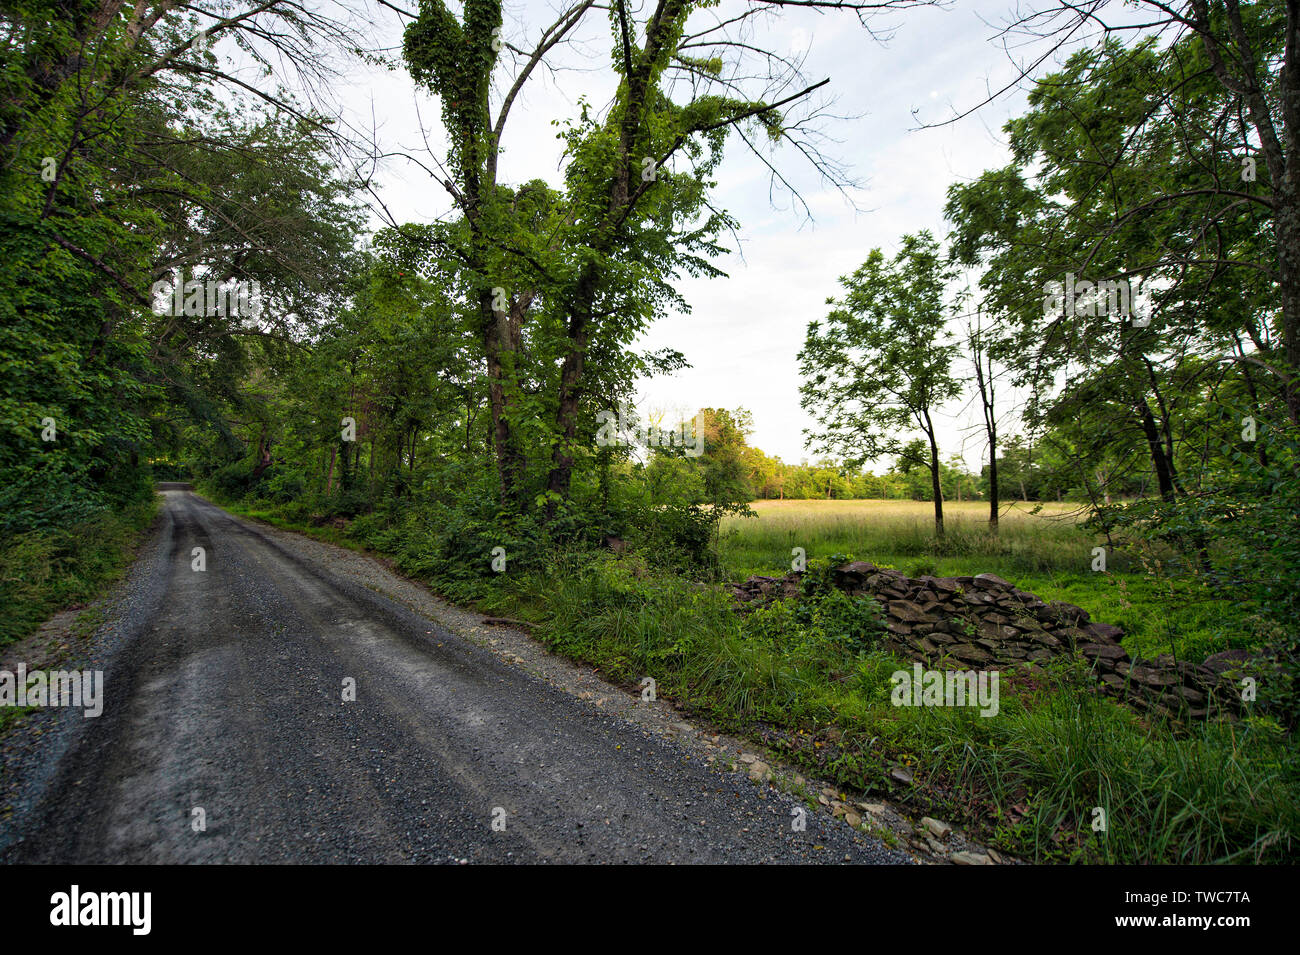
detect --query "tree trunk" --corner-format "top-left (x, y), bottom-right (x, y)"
top-left (1137, 399), bottom-right (1177, 500)
top-left (923, 409), bottom-right (944, 536)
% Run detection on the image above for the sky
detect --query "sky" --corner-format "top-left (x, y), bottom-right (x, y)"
top-left (319, 0), bottom-right (1051, 470)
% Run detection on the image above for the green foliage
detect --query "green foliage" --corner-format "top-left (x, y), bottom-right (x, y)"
top-left (0, 497), bottom-right (157, 648)
top-left (747, 588), bottom-right (886, 657)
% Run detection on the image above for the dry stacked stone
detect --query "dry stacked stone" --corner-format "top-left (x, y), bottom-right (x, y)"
top-left (728, 561), bottom-right (1244, 720)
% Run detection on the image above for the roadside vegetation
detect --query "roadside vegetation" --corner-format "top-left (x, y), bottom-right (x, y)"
top-left (0, 497), bottom-right (157, 651)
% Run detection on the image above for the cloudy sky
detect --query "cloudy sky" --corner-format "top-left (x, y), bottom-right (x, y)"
top-left (325, 0), bottom-right (1051, 469)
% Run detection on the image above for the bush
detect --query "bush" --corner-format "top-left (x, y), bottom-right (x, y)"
top-left (0, 498), bottom-right (157, 648)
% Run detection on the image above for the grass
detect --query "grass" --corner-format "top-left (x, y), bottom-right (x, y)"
top-left (0, 497), bottom-right (159, 651)
top-left (506, 554), bottom-right (1297, 863)
top-left (720, 499), bottom-right (1254, 664)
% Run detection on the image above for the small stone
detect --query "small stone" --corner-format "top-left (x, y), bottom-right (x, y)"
top-left (748, 760), bottom-right (771, 782)
top-left (921, 816), bottom-right (952, 839)
top-left (845, 811), bottom-right (862, 828)
top-left (950, 850), bottom-right (992, 865)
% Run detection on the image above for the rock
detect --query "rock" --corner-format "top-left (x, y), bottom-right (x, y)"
top-left (1056, 627), bottom-right (1090, 646)
top-left (1202, 649), bottom-right (1252, 674)
top-left (845, 811), bottom-right (862, 828)
top-left (739, 753), bottom-right (758, 764)
top-left (720, 562), bottom-right (1192, 721)
top-left (950, 850), bottom-right (992, 865)
top-left (948, 643), bottom-right (993, 664)
top-left (890, 766), bottom-right (914, 785)
top-left (1046, 601), bottom-right (1090, 625)
top-left (921, 816), bottom-right (952, 839)
top-left (1085, 621), bottom-right (1125, 642)
top-left (1129, 665), bottom-right (1179, 687)
top-left (889, 600), bottom-right (940, 624)
top-left (1080, 642), bottom-right (1127, 660)
top-left (748, 760), bottom-right (771, 782)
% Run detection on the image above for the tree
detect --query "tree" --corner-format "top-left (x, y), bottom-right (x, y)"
top-left (799, 231), bottom-right (961, 534)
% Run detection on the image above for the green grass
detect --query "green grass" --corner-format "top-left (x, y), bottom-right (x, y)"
top-left (0, 497), bottom-right (159, 650)
top-left (501, 554), bottom-right (1297, 863)
top-left (720, 499), bottom-right (1252, 664)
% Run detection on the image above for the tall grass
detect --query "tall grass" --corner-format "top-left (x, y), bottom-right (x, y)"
top-left (722, 499), bottom-right (1092, 578)
top-left (720, 499), bottom-right (1253, 664)
top-left (0, 498), bottom-right (157, 649)
top-left (505, 555), bottom-right (1297, 863)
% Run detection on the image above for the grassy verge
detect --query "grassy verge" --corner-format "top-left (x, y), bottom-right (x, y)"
top-left (498, 555), bottom-right (1297, 864)
top-left (0, 497), bottom-right (159, 651)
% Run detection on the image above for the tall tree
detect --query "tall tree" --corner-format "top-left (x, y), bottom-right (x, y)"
top-left (799, 231), bottom-right (961, 534)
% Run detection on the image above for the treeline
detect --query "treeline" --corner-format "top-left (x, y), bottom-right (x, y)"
top-left (658, 412), bottom-right (1057, 503)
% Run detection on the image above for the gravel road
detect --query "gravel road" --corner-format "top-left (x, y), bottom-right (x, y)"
top-left (0, 490), bottom-right (910, 864)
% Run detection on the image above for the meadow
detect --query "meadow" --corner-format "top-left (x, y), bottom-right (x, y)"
top-left (720, 499), bottom-right (1254, 664)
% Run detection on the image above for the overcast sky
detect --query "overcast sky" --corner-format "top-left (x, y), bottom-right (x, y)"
top-left (326, 0), bottom-right (1049, 470)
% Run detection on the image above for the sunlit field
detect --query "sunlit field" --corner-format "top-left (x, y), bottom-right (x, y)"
top-left (722, 499), bottom-right (1088, 577)
top-left (720, 499), bottom-right (1251, 663)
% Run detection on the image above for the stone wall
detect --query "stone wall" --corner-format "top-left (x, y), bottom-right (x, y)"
top-left (728, 561), bottom-right (1246, 720)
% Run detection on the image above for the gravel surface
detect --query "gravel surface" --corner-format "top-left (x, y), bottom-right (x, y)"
top-left (0, 490), bottom-right (912, 864)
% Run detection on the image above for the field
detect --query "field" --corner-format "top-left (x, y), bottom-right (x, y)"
top-left (720, 499), bottom-right (1253, 664)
